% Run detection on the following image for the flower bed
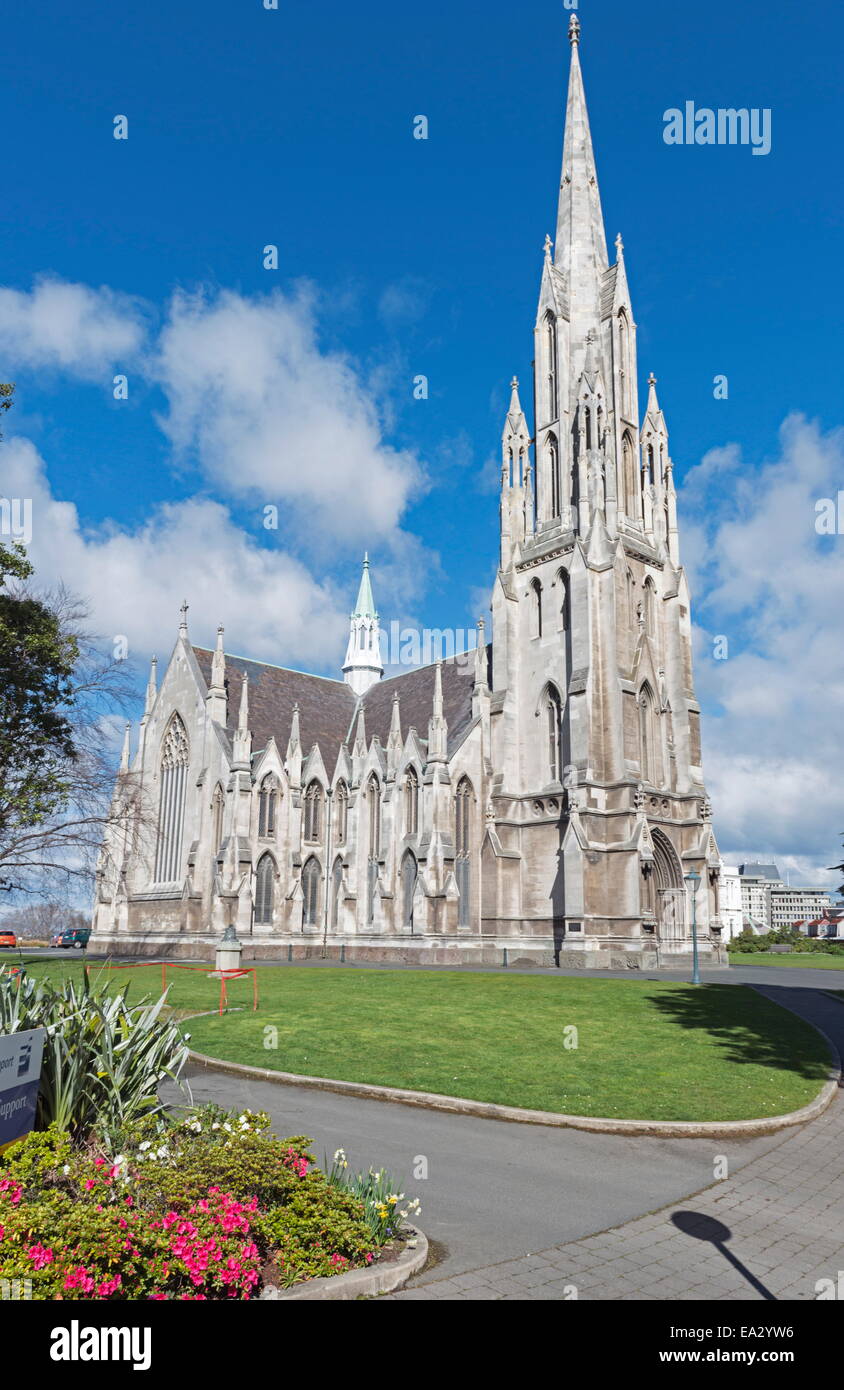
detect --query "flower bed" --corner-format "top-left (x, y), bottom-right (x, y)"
top-left (0, 1106), bottom-right (419, 1300)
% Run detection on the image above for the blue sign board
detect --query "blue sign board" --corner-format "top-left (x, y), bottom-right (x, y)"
top-left (0, 1028), bottom-right (44, 1152)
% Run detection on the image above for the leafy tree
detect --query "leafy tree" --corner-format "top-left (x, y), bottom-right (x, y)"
top-left (0, 542), bottom-right (79, 867)
top-left (0, 387), bottom-right (142, 896)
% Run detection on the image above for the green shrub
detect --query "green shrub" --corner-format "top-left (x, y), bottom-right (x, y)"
top-left (0, 1108), bottom-right (384, 1298)
top-left (0, 966), bottom-right (188, 1137)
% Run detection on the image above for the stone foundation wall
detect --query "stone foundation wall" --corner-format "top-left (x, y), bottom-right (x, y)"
top-left (89, 930), bottom-right (728, 970)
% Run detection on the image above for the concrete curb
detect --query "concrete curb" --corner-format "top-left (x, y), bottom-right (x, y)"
top-left (259, 1224), bottom-right (429, 1301)
top-left (187, 1026), bottom-right (841, 1139)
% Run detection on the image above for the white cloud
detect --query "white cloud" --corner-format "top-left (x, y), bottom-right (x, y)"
top-left (681, 414), bottom-right (844, 884)
top-left (153, 285), bottom-right (424, 546)
top-left (1, 435), bottom-right (349, 671)
top-left (0, 277), bottom-right (147, 379)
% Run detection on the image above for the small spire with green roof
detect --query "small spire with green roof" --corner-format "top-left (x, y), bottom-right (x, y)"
top-left (343, 554), bottom-right (384, 695)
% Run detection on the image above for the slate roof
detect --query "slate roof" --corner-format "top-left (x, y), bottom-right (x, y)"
top-left (192, 645), bottom-right (488, 773)
top-left (739, 862), bottom-right (782, 881)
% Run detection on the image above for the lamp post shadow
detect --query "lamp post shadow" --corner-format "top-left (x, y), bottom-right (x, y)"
top-left (671, 1211), bottom-right (777, 1301)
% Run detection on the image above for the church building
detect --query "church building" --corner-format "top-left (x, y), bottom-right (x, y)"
top-left (92, 18), bottom-right (726, 967)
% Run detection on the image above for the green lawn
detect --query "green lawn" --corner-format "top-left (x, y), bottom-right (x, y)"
top-left (729, 952), bottom-right (844, 970)
top-left (9, 958), bottom-right (831, 1123)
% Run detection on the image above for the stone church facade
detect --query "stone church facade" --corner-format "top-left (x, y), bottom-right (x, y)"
top-left (92, 18), bottom-right (726, 967)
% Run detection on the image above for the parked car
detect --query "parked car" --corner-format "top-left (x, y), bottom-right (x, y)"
top-left (53, 927), bottom-right (91, 950)
top-left (0, 930), bottom-right (17, 948)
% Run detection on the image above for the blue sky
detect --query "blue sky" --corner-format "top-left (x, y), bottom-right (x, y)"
top-left (0, 0), bottom-right (842, 881)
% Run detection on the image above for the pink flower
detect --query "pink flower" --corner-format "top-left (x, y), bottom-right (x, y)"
top-left (96, 1274), bottom-right (122, 1298)
top-left (64, 1266), bottom-right (95, 1294)
top-left (26, 1244), bottom-right (54, 1269)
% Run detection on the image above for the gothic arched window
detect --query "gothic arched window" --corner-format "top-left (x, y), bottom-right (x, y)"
top-left (255, 852), bottom-right (275, 925)
top-left (334, 781), bottom-right (348, 843)
top-left (304, 781), bottom-right (323, 843)
top-left (622, 433), bottom-right (638, 519)
top-left (546, 685), bottom-right (564, 783)
top-left (455, 778), bottom-right (473, 929)
top-left (530, 579), bottom-right (543, 639)
top-left (548, 434), bottom-right (560, 518)
top-left (154, 714), bottom-right (189, 883)
top-left (211, 782), bottom-right (225, 856)
top-left (368, 775), bottom-right (381, 859)
top-left (302, 856), bottom-right (322, 928)
top-left (618, 311), bottom-right (630, 417)
top-left (639, 684), bottom-right (660, 786)
top-left (643, 577), bottom-right (657, 638)
top-left (404, 767), bottom-right (419, 836)
top-left (546, 312), bottom-right (558, 422)
top-left (258, 774), bottom-right (277, 837)
top-left (557, 568), bottom-right (570, 632)
top-left (401, 851), bottom-right (418, 931)
top-left (331, 856), bottom-right (344, 928)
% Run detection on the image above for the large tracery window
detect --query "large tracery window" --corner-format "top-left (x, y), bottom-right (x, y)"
top-left (254, 853), bottom-right (275, 925)
top-left (303, 781), bottom-right (323, 843)
top-left (258, 774), bottom-right (277, 837)
top-left (334, 781), bottom-right (348, 843)
top-left (154, 715), bottom-right (189, 882)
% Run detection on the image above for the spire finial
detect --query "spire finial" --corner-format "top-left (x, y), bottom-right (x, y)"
top-left (238, 672), bottom-right (249, 724)
top-left (648, 372), bottom-right (657, 388)
top-left (179, 599), bottom-right (189, 636)
top-left (119, 721), bottom-right (132, 773)
top-left (544, 233), bottom-right (553, 260)
top-left (569, 13), bottom-right (581, 46)
top-left (615, 232), bottom-right (624, 258)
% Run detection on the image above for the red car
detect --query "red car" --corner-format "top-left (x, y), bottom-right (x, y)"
top-left (0, 931), bottom-right (17, 948)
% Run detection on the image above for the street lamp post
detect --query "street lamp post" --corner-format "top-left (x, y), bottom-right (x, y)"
top-left (685, 868), bottom-right (701, 986)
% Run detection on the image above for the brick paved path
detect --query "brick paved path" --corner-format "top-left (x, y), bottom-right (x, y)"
top-left (389, 988), bottom-right (844, 1301)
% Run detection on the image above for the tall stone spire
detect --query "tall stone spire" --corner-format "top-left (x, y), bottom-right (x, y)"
top-left (119, 722), bottom-right (132, 773)
top-left (143, 655), bottom-right (158, 718)
top-left (499, 376), bottom-right (532, 567)
top-left (232, 673), bottom-right (251, 770)
top-left (342, 554), bottom-right (384, 695)
top-left (206, 624), bottom-right (227, 726)
top-left (555, 16), bottom-right (608, 289)
top-left (285, 703), bottom-right (302, 788)
top-left (427, 661), bottom-right (448, 765)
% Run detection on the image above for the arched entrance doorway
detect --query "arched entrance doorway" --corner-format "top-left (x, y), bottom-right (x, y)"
top-left (651, 828), bottom-right (686, 941)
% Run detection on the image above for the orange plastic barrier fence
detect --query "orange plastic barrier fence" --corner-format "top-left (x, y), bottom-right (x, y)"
top-left (85, 960), bottom-right (259, 1016)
